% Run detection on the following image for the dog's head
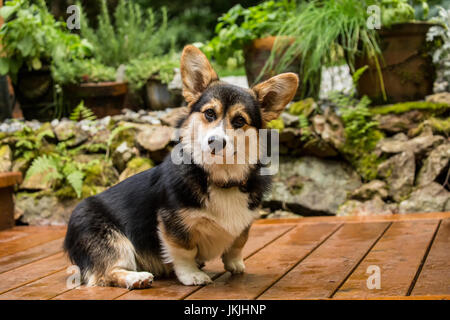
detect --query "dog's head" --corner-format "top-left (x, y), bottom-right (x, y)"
top-left (177, 45), bottom-right (299, 186)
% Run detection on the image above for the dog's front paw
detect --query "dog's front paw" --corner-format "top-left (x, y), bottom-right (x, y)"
top-left (224, 258), bottom-right (245, 274)
top-left (177, 270), bottom-right (212, 286)
top-left (125, 271), bottom-right (154, 289)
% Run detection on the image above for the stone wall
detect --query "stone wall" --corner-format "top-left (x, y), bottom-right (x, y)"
top-left (0, 93), bottom-right (449, 225)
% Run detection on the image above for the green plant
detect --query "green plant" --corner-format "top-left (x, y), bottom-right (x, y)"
top-left (79, 0), bottom-right (172, 67)
top-left (51, 57), bottom-right (116, 84)
top-left (204, 0), bottom-right (296, 68)
top-left (263, 0), bottom-right (387, 100)
top-left (125, 53), bottom-right (179, 91)
top-left (428, 7), bottom-right (450, 85)
top-left (26, 154), bottom-right (85, 198)
top-left (52, 0), bottom-right (178, 91)
top-left (70, 101), bottom-right (97, 122)
top-left (0, 0), bottom-right (92, 82)
top-left (12, 124), bottom-right (55, 162)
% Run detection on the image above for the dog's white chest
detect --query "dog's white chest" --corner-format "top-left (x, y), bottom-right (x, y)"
top-left (184, 186), bottom-right (257, 261)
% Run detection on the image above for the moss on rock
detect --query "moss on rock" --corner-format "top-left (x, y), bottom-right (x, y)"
top-left (371, 101), bottom-right (449, 115)
top-left (266, 118), bottom-right (284, 131)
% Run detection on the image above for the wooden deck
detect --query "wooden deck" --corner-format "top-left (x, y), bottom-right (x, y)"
top-left (0, 212), bottom-right (449, 300)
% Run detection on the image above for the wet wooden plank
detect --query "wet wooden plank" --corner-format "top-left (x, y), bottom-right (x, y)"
top-left (411, 219), bottom-right (450, 296)
top-left (0, 252), bottom-right (69, 295)
top-left (0, 238), bottom-right (64, 274)
top-left (0, 269), bottom-right (70, 300)
top-left (255, 212), bottom-right (450, 225)
top-left (54, 223), bottom-right (296, 300)
top-left (333, 220), bottom-right (439, 298)
top-left (259, 222), bottom-right (390, 299)
top-left (52, 286), bottom-right (128, 300)
top-left (186, 223), bottom-right (341, 300)
top-left (0, 226), bottom-right (66, 258)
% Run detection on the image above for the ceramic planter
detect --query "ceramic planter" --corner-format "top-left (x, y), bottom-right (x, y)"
top-left (355, 22), bottom-right (437, 104)
top-left (64, 81), bottom-right (129, 118)
top-left (243, 36), bottom-right (320, 100)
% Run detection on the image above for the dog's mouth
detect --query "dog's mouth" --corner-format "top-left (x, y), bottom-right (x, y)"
top-left (210, 149), bottom-right (237, 156)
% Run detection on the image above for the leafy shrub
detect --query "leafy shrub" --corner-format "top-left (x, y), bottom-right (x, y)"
top-left (78, 0), bottom-right (172, 68)
top-left (0, 0), bottom-right (92, 82)
top-left (204, 0), bottom-right (295, 67)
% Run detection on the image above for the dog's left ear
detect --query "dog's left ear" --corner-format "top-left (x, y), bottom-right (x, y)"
top-left (180, 45), bottom-right (218, 104)
top-left (252, 73), bottom-right (299, 123)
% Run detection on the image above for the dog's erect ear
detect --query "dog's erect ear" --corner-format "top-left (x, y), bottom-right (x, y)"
top-left (252, 73), bottom-right (299, 123)
top-left (180, 45), bottom-right (218, 104)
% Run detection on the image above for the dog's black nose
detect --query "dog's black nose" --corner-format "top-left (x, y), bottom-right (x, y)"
top-left (208, 135), bottom-right (226, 152)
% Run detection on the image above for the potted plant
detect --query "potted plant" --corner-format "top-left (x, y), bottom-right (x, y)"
top-left (267, 0), bottom-right (437, 104)
top-left (354, 0), bottom-right (438, 104)
top-left (126, 53), bottom-right (181, 110)
top-left (53, 0), bottom-right (180, 115)
top-left (0, 0), bottom-right (91, 120)
top-left (204, 1), bottom-right (317, 99)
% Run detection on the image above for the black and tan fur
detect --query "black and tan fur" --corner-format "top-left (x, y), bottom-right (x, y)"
top-left (64, 45), bottom-right (299, 289)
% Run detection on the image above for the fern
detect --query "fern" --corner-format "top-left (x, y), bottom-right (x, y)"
top-left (25, 154), bottom-right (86, 198)
top-left (70, 101), bottom-right (97, 122)
top-left (66, 170), bottom-right (84, 198)
top-left (298, 114), bottom-right (312, 142)
top-left (26, 155), bottom-right (62, 185)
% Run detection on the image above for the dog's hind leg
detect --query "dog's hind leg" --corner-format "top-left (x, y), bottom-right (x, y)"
top-left (98, 231), bottom-right (154, 290)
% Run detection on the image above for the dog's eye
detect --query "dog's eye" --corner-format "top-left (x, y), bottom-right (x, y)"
top-left (204, 108), bottom-right (216, 122)
top-left (232, 116), bottom-right (247, 128)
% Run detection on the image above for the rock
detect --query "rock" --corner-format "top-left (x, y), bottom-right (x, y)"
top-left (375, 110), bottom-right (425, 133)
top-left (137, 125), bottom-right (175, 152)
top-left (11, 157), bottom-right (29, 175)
top-left (426, 92), bottom-right (450, 105)
top-left (83, 159), bottom-right (118, 187)
top-left (266, 210), bottom-right (301, 219)
top-left (378, 151), bottom-right (415, 202)
top-left (20, 166), bottom-right (56, 190)
top-left (376, 132), bottom-right (444, 157)
top-left (302, 138), bottom-right (338, 158)
top-left (53, 120), bottom-right (89, 147)
top-left (312, 108), bottom-right (345, 150)
top-left (112, 141), bottom-right (139, 172)
top-left (119, 157), bottom-right (154, 181)
top-left (351, 180), bottom-right (388, 201)
top-left (337, 196), bottom-right (395, 216)
top-left (398, 182), bottom-right (450, 213)
top-left (0, 144), bottom-right (12, 172)
top-left (15, 193), bottom-right (77, 225)
top-left (281, 112), bottom-right (299, 128)
top-left (279, 128), bottom-right (301, 144)
top-left (160, 107), bottom-right (188, 127)
top-left (417, 144), bottom-right (450, 186)
top-left (264, 156), bottom-right (362, 215)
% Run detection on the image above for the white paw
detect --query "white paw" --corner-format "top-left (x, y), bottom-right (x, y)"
top-left (125, 271), bottom-right (154, 289)
top-left (224, 258), bottom-right (245, 274)
top-left (176, 270), bottom-right (212, 286)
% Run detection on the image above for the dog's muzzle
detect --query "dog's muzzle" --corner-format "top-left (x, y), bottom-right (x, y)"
top-left (208, 135), bottom-right (226, 154)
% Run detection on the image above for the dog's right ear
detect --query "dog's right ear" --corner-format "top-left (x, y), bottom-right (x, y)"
top-left (180, 45), bottom-right (218, 104)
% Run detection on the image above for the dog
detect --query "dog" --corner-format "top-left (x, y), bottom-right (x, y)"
top-left (64, 45), bottom-right (299, 289)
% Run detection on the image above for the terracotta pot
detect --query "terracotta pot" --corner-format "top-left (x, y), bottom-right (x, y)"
top-left (14, 65), bottom-right (56, 121)
top-left (355, 22), bottom-right (437, 104)
top-left (144, 79), bottom-right (183, 110)
top-left (243, 36), bottom-right (320, 100)
top-left (0, 172), bottom-right (22, 230)
top-left (64, 81), bottom-right (129, 118)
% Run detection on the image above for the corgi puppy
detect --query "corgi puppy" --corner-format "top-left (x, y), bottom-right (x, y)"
top-left (64, 45), bottom-right (299, 289)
